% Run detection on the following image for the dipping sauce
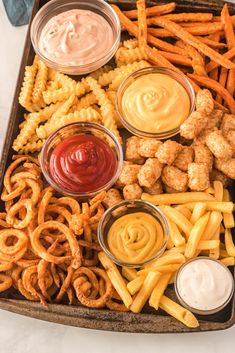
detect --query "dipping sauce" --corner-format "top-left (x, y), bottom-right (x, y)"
top-left (39, 9), bottom-right (114, 66)
top-left (107, 212), bottom-right (164, 264)
top-left (176, 257), bottom-right (234, 313)
top-left (121, 73), bottom-right (191, 133)
top-left (49, 134), bottom-right (117, 193)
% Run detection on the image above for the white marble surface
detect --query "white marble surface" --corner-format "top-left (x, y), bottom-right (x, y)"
top-left (1, 1), bottom-right (235, 352)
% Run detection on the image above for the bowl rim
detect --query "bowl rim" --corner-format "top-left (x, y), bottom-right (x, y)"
top-left (174, 256), bottom-right (235, 315)
top-left (97, 199), bottom-right (170, 268)
top-left (30, 0), bottom-right (121, 74)
top-left (116, 66), bottom-right (195, 139)
top-left (40, 121), bottom-right (124, 198)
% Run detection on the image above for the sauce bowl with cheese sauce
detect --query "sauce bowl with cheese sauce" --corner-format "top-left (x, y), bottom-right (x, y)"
top-left (31, 0), bottom-right (120, 75)
top-left (116, 67), bottom-right (195, 139)
top-left (98, 200), bottom-right (169, 267)
top-left (175, 257), bottom-right (234, 315)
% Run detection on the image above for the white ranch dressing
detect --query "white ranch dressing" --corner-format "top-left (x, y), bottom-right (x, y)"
top-left (177, 258), bottom-right (234, 311)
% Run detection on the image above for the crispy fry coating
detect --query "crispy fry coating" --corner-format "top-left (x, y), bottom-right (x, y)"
top-left (32, 59), bottom-right (48, 105)
top-left (115, 46), bottom-right (147, 66)
top-left (137, 158), bottom-right (163, 188)
top-left (155, 140), bottom-right (182, 165)
top-left (138, 139), bottom-right (162, 158)
top-left (173, 146), bottom-right (194, 172)
top-left (103, 189), bottom-right (123, 208)
top-left (19, 62), bottom-right (38, 112)
top-left (195, 89), bottom-right (214, 115)
top-left (180, 111), bottom-right (208, 139)
top-left (125, 136), bottom-right (144, 164)
top-left (162, 166), bottom-right (188, 192)
top-left (207, 109), bottom-right (224, 129)
top-left (123, 38), bottom-right (138, 49)
top-left (188, 163), bottom-right (210, 191)
top-left (193, 144), bottom-right (213, 171)
top-left (214, 158), bottom-right (235, 179)
top-left (123, 183), bottom-right (143, 200)
top-left (143, 179), bottom-right (163, 195)
top-left (220, 113), bottom-right (235, 135)
top-left (210, 169), bottom-right (230, 187)
top-left (117, 163), bottom-right (141, 187)
top-left (205, 129), bottom-right (233, 160)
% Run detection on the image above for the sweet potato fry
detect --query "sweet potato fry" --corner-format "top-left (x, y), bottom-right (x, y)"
top-left (195, 37), bottom-right (227, 49)
top-left (147, 17), bottom-right (234, 69)
top-left (143, 45), bottom-right (175, 69)
top-left (162, 13), bottom-right (213, 22)
top-left (111, 5), bottom-right (185, 55)
top-left (216, 67), bottom-right (228, 104)
top-left (137, 0), bottom-right (147, 47)
top-left (188, 74), bottom-right (235, 114)
top-left (123, 2), bottom-right (176, 19)
top-left (206, 47), bottom-right (235, 73)
top-left (176, 41), bottom-right (206, 76)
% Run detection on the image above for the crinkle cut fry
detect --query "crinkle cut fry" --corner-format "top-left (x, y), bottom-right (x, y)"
top-left (19, 61), bottom-right (38, 112)
top-left (188, 74), bottom-right (235, 114)
top-left (147, 17), bottom-right (235, 69)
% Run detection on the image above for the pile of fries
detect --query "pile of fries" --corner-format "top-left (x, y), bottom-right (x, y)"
top-left (0, 0), bottom-right (235, 329)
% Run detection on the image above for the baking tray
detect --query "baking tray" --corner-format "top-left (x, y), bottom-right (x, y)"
top-left (0, 0), bottom-right (235, 333)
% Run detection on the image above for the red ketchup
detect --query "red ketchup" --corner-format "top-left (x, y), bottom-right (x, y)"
top-left (49, 134), bottom-right (117, 192)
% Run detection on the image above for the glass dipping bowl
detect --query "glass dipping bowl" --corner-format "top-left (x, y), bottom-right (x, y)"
top-left (174, 257), bottom-right (235, 315)
top-left (40, 122), bottom-right (123, 199)
top-left (31, 0), bottom-right (121, 75)
top-left (116, 66), bottom-right (195, 139)
top-left (98, 200), bottom-right (170, 268)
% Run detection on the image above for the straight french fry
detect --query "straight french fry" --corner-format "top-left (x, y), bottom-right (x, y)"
top-left (144, 252), bottom-right (185, 269)
top-left (225, 228), bottom-right (235, 257)
top-left (209, 227), bottom-right (220, 259)
top-left (220, 257), bottom-right (235, 266)
top-left (202, 211), bottom-right (223, 240)
top-left (98, 252), bottom-right (133, 308)
top-left (127, 275), bottom-right (145, 295)
top-left (149, 273), bottom-right (172, 310)
top-left (130, 271), bottom-right (161, 313)
top-left (141, 192), bottom-right (215, 205)
top-left (190, 202), bottom-right (207, 224)
top-left (159, 295), bottom-right (199, 328)
top-left (174, 205), bottom-right (192, 220)
top-left (138, 264), bottom-right (182, 276)
top-left (169, 220), bottom-right (186, 247)
top-left (183, 202), bottom-right (233, 213)
top-left (213, 181), bottom-right (224, 201)
top-left (185, 212), bottom-right (210, 258)
top-left (197, 240), bottom-right (220, 250)
top-left (164, 245), bottom-right (186, 255)
top-left (223, 189), bottom-right (235, 228)
top-left (160, 206), bottom-right (193, 238)
top-left (121, 267), bottom-right (138, 282)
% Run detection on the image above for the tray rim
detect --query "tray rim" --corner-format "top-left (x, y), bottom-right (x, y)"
top-left (0, 0), bottom-right (235, 333)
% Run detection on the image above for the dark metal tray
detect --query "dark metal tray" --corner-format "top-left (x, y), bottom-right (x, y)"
top-left (0, 0), bottom-right (234, 333)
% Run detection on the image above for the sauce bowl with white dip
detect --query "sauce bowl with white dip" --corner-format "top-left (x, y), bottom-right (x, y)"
top-left (175, 257), bottom-right (234, 315)
top-left (31, 0), bottom-right (120, 75)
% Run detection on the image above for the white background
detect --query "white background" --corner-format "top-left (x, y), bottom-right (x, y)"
top-left (0, 1), bottom-right (235, 352)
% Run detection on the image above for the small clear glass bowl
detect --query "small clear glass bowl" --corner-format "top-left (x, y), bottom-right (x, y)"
top-left (40, 122), bottom-right (123, 199)
top-left (116, 66), bottom-right (195, 139)
top-left (98, 200), bottom-right (170, 268)
top-left (30, 0), bottom-right (121, 75)
top-left (174, 257), bottom-right (235, 315)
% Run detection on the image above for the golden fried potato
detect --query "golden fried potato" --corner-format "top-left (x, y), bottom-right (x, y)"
top-left (193, 144), bottom-right (213, 171)
top-left (226, 130), bottom-right (235, 151)
top-left (155, 140), bottom-right (182, 165)
top-left (210, 169), bottom-right (230, 187)
top-left (138, 139), bottom-right (162, 158)
top-left (205, 129), bottom-right (233, 161)
top-left (173, 146), bottom-right (194, 172)
top-left (180, 111), bottom-right (208, 140)
top-left (103, 188), bottom-right (123, 208)
top-left (220, 113), bottom-right (235, 135)
top-left (162, 166), bottom-right (188, 192)
top-left (188, 163), bottom-right (210, 191)
top-left (195, 89), bottom-right (214, 116)
top-left (125, 136), bottom-right (144, 164)
top-left (123, 183), bottom-right (143, 200)
top-left (207, 109), bottom-right (223, 129)
top-left (116, 163), bottom-right (141, 187)
top-left (143, 179), bottom-right (163, 195)
top-left (214, 158), bottom-right (235, 179)
top-left (137, 158), bottom-right (163, 188)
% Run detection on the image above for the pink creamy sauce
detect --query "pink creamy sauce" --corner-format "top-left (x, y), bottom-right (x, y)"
top-left (39, 9), bottom-right (114, 66)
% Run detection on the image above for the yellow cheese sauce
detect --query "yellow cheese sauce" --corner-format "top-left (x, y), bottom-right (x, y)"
top-left (121, 73), bottom-right (191, 133)
top-left (107, 212), bottom-right (164, 263)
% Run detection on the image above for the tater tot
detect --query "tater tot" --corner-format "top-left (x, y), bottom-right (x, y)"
top-left (123, 183), bottom-right (143, 200)
top-left (210, 168), bottom-right (230, 187)
top-left (138, 139), bottom-right (162, 158)
top-left (188, 163), bottom-right (210, 191)
top-left (205, 129), bottom-right (233, 161)
top-left (143, 179), bottom-right (163, 195)
top-left (125, 136), bottom-right (144, 164)
top-left (161, 166), bottom-right (188, 192)
top-left (225, 130), bottom-right (235, 152)
top-left (173, 146), bottom-right (194, 172)
top-left (194, 127), bottom-right (217, 145)
top-left (195, 89), bottom-right (214, 116)
top-left (116, 162), bottom-right (141, 187)
top-left (193, 144), bottom-right (213, 171)
top-left (103, 188), bottom-right (123, 208)
top-left (220, 114), bottom-right (235, 135)
top-left (207, 109), bottom-right (223, 129)
top-left (214, 158), bottom-right (235, 179)
top-left (155, 140), bottom-right (182, 165)
top-left (137, 158), bottom-right (163, 188)
top-left (180, 111), bottom-right (208, 140)
top-left (163, 185), bottom-right (181, 193)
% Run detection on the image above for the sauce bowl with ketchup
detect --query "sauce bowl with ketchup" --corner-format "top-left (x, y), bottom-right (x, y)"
top-left (31, 0), bottom-right (120, 75)
top-left (40, 122), bottom-right (123, 199)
